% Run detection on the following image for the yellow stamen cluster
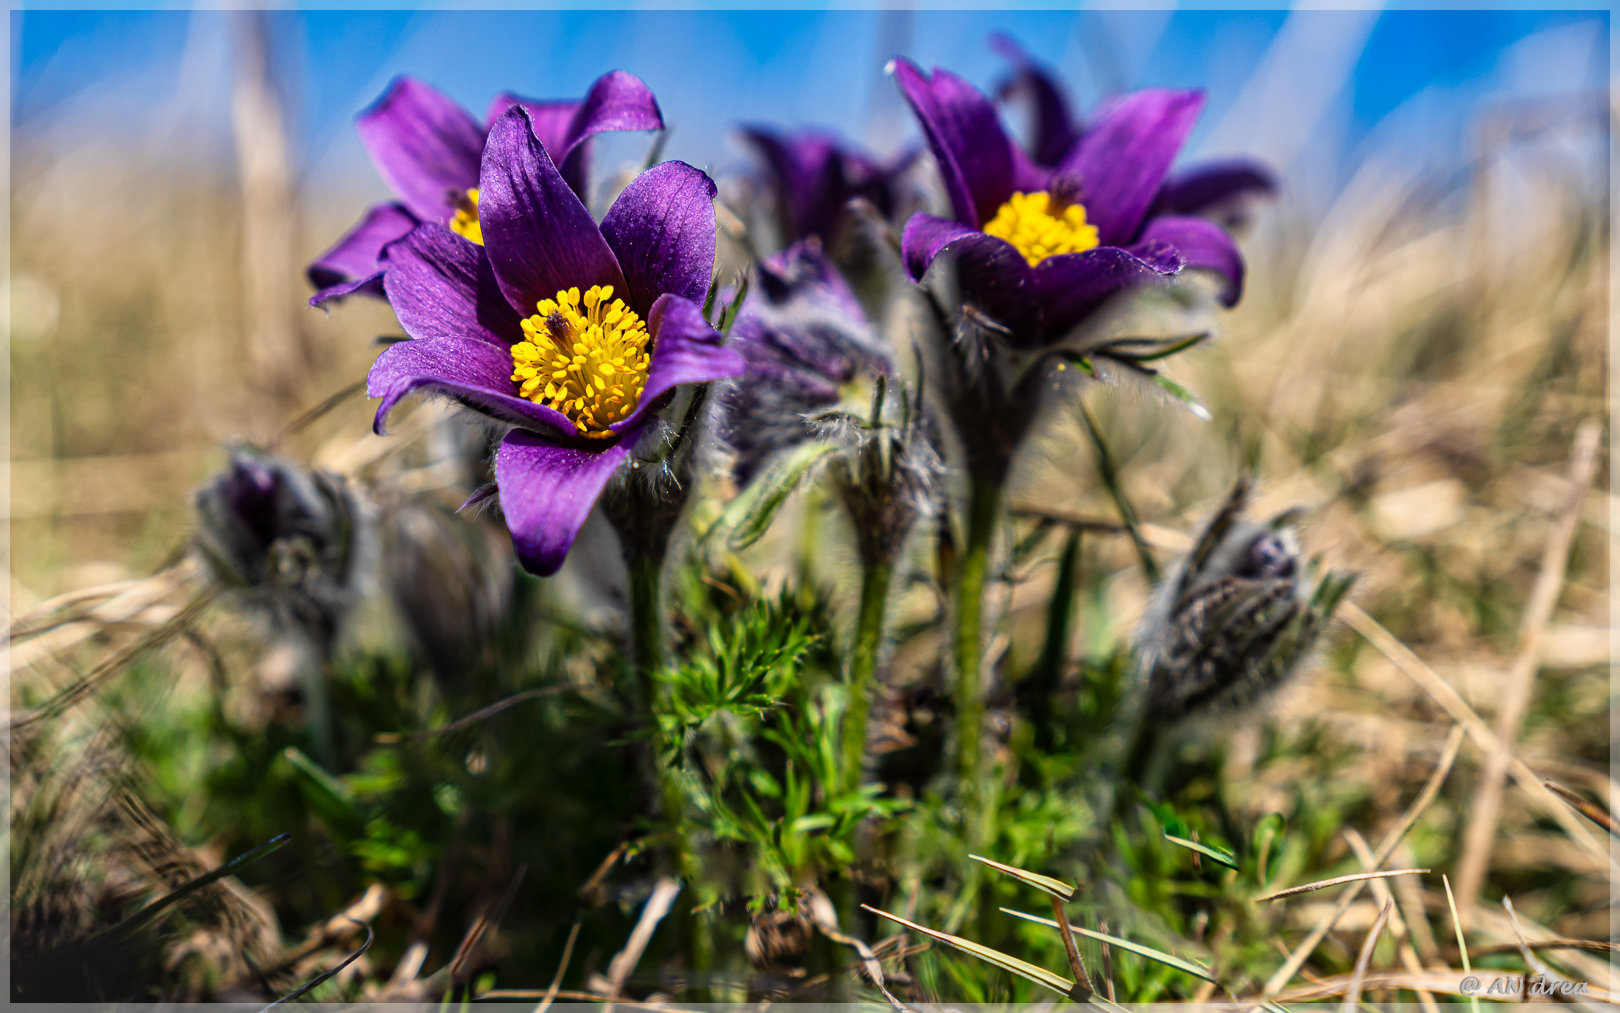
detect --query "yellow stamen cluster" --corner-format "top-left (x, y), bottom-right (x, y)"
top-left (511, 285), bottom-right (651, 438)
top-left (450, 188), bottom-right (483, 245)
top-left (982, 190), bottom-right (1100, 266)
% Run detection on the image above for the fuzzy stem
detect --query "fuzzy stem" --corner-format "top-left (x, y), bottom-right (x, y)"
top-left (954, 476), bottom-right (1001, 813)
top-left (621, 538), bottom-right (691, 884)
top-left (625, 546), bottom-right (667, 711)
top-left (842, 556), bottom-right (895, 794)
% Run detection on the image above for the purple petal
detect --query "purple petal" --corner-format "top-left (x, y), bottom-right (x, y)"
top-left (1055, 88), bottom-right (1205, 246)
top-left (367, 335), bottom-right (579, 440)
top-left (487, 94), bottom-right (583, 192)
top-left (308, 201), bottom-right (418, 294)
top-left (478, 105), bottom-right (626, 314)
top-left (740, 126), bottom-right (839, 241)
top-left (1009, 143), bottom-right (1052, 194)
top-left (495, 425), bottom-right (641, 576)
top-left (599, 161), bottom-right (717, 315)
top-left (734, 239), bottom-right (889, 386)
top-left (1032, 241), bottom-right (1185, 341)
top-left (381, 223), bottom-right (523, 347)
top-left (612, 294), bottom-right (745, 434)
top-left (991, 34), bottom-right (1081, 167)
top-left (558, 71), bottom-right (663, 163)
top-left (310, 269), bottom-right (386, 308)
top-left (488, 71), bottom-right (663, 197)
top-left (1157, 160), bottom-right (1276, 218)
top-left (486, 94), bottom-right (577, 152)
top-left (900, 214), bottom-right (1039, 338)
top-left (892, 60), bottom-right (1014, 228)
top-left (899, 212), bottom-right (982, 283)
top-left (357, 77), bottom-right (485, 222)
top-left (1136, 214), bottom-right (1243, 306)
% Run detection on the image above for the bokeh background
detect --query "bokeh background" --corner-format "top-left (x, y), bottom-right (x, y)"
top-left (8, 8), bottom-right (1613, 1003)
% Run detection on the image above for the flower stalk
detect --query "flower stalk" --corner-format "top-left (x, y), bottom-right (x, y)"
top-left (623, 541), bottom-right (668, 710)
top-left (841, 555), bottom-right (894, 793)
top-left (953, 474), bottom-right (1001, 800)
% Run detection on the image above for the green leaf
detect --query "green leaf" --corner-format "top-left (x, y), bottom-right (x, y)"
top-left (1163, 833), bottom-right (1240, 869)
top-left (1123, 331), bottom-right (1211, 363)
top-left (1151, 374), bottom-right (1213, 421)
top-left (718, 441), bottom-right (838, 550)
top-left (719, 272), bottom-right (751, 334)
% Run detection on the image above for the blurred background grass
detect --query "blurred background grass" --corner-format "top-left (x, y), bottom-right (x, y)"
top-left (7, 7), bottom-right (1612, 1003)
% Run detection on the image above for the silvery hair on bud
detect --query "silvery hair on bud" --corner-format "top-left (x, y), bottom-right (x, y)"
top-left (1135, 478), bottom-right (1352, 722)
top-left (192, 446), bottom-right (363, 651)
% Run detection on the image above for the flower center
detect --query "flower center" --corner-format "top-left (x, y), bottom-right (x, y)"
top-left (982, 190), bottom-right (1099, 266)
top-left (511, 285), bottom-right (652, 438)
top-left (450, 188), bottom-right (482, 245)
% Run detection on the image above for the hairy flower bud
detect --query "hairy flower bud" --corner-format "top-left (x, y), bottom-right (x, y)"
top-left (720, 239), bottom-right (893, 484)
top-left (824, 378), bottom-right (944, 568)
top-left (193, 447), bottom-right (360, 648)
top-left (1136, 479), bottom-right (1354, 722)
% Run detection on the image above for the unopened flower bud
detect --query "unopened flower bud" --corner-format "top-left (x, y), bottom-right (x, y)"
top-left (1137, 480), bottom-right (1353, 722)
top-left (193, 447), bottom-right (360, 647)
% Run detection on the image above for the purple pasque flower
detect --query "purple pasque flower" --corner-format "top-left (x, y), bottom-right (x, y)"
top-left (366, 105), bottom-right (744, 576)
top-left (894, 58), bottom-right (1246, 348)
top-left (991, 35), bottom-right (1274, 225)
top-left (720, 238), bottom-right (892, 482)
top-left (738, 126), bottom-right (914, 248)
top-left (309, 71), bottom-right (663, 306)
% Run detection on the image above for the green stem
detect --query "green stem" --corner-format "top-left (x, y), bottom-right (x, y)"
top-left (626, 548), bottom-right (666, 713)
top-left (624, 544), bottom-right (691, 879)
top-left (954, 477), bottom-right (1002, 808)
top-left (842, 556), bottom-right (895, 794)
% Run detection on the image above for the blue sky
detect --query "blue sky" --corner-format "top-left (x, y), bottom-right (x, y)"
top-left (11, 10), bottom-right (1609, 199)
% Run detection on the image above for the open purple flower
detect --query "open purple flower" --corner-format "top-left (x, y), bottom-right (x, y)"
top-left (309, 71), bottom-right (663, 306)
top-left (721, 238), bottom-right (892, 482)
top-left (366, 105), bottom-right (744, 575)
top-left (894, 58), bottom-right (1247, 348)
top-left (739, 126), bottom-right (914, 247)
top-left (991, 35), bottom-right (1274, 225)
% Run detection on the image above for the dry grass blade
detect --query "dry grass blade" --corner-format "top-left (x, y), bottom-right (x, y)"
top-left (1453, 420), bottom-right (1603, 909)
top-left (1273, 970), bottom-right (1616, 1004)
top-left (1467, 939), bottom-right (1620, 958)
top-left (91, 832), bottom-right (291, 945)
top-left (1342, 604), bottom-right (1611, 868)
top-left (374, 685), bottom-right (586, 743)
top-left (806, 892), bottom-right (912, 1012)
top-left (1500, 896), bottom-right (1556, 982)
top-left (1254, 868), bottom-right (1429, 904)
top-left (1342, 898), bottom-right (1394, 1013)
top-left (605, 876), bottom-right (680, 1006)
top-left (1345, 831), bottom-right (1439, 1013)
top-left (259, 918), bottom-right (373, 1010)
top-left (1047, 894), bottom-right (1095, 997)
top-left (8, 588), bottom-right (218, 729)
top-left (860, 903), bottom-right (1086, 1001)
top-left (532, 917), bottom-right (581, 1013)
top-left (1543, 779), bottom-right (1617, 835)
top-left (967, 853), bottom-right (1076, 900)
top-left (998, 907), bottom-right (1219, 985)
top-left (1261, 723), bottom-right (1464, 996)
